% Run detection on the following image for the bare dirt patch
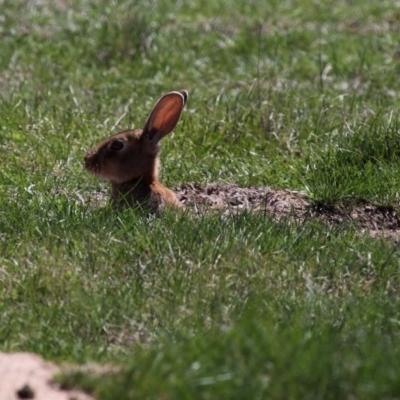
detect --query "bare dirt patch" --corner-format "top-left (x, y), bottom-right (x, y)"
top-left (178, 183), bottom-right (308, 218)
top-left (177, 183), bottom-right (400, 239)
top-left (0, 352), bottom-right (93, 400)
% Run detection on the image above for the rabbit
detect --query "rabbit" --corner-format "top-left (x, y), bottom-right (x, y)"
top-left (84, 90), bottom-right (188, 212)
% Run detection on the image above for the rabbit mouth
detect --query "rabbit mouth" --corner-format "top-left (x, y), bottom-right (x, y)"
top-left (84, 154), bottom-right (102, 175)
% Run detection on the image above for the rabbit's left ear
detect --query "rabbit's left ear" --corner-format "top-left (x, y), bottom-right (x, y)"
top-left (142, 90), bottom-right (188, 142)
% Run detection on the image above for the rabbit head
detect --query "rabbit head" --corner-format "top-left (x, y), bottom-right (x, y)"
top-left (85, 90), bottom-right (188, 184)
top-left (84, 90), bottom-right (188, 209)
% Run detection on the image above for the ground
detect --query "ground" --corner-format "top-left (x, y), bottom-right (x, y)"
top-left (177, 184), bottom-right (400, 240)
top-left (0, 352), bottom-right (93, 400)
top-left (5, 183), bottom-right (399, 399)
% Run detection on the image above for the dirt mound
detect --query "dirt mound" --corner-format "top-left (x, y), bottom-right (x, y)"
top-left (178, 183), bottom-right (308, 218)
top-left (0, 352), bottom-right (93, 400)
top-left (177, 183), bottom-right (400, 237)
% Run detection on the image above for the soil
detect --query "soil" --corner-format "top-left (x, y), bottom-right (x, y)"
top-left (176, 183), bottom-right (400, 239)
top-left (0, 352), bottom-right (93, 400)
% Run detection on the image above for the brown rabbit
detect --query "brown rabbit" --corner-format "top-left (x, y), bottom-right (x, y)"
top-left (84, 90), bottom-right (188, 212)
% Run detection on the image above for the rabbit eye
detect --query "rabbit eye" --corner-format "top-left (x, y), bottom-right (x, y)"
top-left (110, 140), bottom-right (124, 151)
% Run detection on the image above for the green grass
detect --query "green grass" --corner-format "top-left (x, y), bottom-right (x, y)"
top-left (1, 0), bottom-right (400, 398)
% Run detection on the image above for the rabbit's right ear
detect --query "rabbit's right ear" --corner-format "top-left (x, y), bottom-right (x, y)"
top-left (142, 90), bottom-right (188, 144)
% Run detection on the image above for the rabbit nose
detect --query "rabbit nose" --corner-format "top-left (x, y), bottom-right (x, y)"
top-left (84, 153), bottom-right (94, 168)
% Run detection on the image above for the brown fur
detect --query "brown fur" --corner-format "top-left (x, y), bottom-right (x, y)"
top-left (84, 90), bottom-right (188, 212)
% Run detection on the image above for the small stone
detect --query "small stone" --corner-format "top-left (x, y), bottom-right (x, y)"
top-left (16, 384), bottom-right (35, 399)
top-left (228, 198), bottom-right (241, 206)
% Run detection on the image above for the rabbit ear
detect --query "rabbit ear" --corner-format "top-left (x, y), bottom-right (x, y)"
top-left (142, 90), bottom-right (188, 142)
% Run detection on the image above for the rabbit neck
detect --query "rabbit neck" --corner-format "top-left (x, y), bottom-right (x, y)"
top-left (110, 161), bottom-right (160, 206)
top-left (110, 177), bottom-right (152, 204)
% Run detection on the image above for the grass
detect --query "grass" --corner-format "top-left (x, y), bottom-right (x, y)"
top-left (1, 0), bottom-right (400, 398)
